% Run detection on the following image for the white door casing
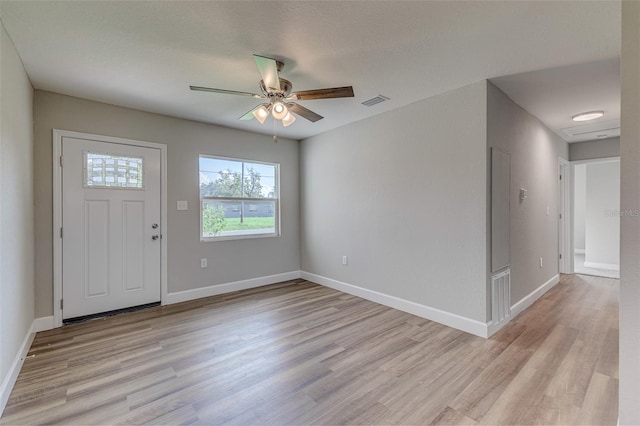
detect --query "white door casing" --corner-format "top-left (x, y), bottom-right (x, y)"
top-left (53, 130), bottom-right (167, 324)
top-left (558, 159), bottom-right (572, 274)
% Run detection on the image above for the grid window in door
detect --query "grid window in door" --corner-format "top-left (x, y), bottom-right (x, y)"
top-left (199, 155), bottom-right (279, 240)
top-left (84, 151), bottom-right (144, 189)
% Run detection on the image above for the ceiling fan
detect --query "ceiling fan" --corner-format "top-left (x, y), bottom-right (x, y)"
top-left (190, 55), bottom-right (354, 127)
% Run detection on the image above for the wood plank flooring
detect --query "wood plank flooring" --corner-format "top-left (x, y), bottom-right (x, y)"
top-left (1, 274), bottom-right (618, 425)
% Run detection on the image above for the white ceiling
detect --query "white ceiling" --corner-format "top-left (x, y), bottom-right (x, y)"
top-left (0, 1), bottom-right (621, 141)
top-left (491, 58), bottom-right (620, 143)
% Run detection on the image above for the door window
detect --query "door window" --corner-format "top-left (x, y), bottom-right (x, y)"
top-left (84, 151), bottom-right (144, 189)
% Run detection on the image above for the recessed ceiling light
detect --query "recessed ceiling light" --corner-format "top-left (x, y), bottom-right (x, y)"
top-left (572, 111), bottom-right (604, 122)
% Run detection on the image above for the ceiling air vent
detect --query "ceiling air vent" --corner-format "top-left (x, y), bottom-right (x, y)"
top-left (362, 95), bottom-right (389, 107)
top-left (560, 119), bottom-right (620, 142)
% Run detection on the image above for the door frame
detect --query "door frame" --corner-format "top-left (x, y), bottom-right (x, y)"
top-left (558, 158), bottom-right (572, 274)
top-left (570, 156), bottom-right (621, 276)
top-left (52, 129), bottom-right (168, 327)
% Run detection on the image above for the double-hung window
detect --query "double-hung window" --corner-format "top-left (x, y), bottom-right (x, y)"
top-left (199, 155), bottom-right (279, 240)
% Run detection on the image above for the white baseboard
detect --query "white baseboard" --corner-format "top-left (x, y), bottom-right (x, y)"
top-left (301, 271), bottom-right (488, 338)
top-left (487, 308), bottom-right (515, 337)
top-left (0, 315), bottom-right (53, 416)
top-left (574, 249), bottom-right (586, 255)
top-left (584, 261), bottom-right (619, 271)
top-left (32, 316), bottom-right (55, 333)
top-left (486, 317), bottom-right (510, 337)
top-left (165, 271), bottom-right (302, 305)
top-left (510, 274), bottom-right (560, 319)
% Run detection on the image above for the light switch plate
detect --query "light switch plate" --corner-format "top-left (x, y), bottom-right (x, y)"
top-left (519, 188), bottom-right (528, 201)
top-left (177, 201), bottom-right (188, 211)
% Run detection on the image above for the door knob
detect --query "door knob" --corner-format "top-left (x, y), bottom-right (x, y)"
top-left (152, 235), bottom-right (159, 240)
top-left (152, 223), bottom-right (158, 229)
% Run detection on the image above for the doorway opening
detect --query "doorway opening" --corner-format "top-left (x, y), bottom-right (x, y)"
top-left (572, 159), bottom-right (620, 279)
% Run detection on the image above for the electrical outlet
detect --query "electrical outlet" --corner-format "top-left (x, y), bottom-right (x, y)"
top-left (539, 257), bottom-right (543, 268)
top-left (342, 256), bottom-right (348, 266)
top-left (201, 258), bottom-right (207, 268)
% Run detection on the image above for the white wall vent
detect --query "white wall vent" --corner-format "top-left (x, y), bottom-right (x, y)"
top-left (492, 269), bottom-right (511, 326)
top-left (362, 95), bottom-right (389, 107)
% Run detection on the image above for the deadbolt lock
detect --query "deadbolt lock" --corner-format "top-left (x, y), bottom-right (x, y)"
top-left (152, 223), bottom-right (158, 229)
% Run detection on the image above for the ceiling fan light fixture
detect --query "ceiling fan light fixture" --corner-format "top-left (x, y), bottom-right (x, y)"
top-left (272, 101), bottom-right (288, 120)
top-left (252, 105), bottom-right (270, 124)
top-left (191, 55), bottom-right (352, 128)
top-left (572, 111), bottom-right (604, 122)
top-left (282, 112), bottom-right (296, 127)
top-left (253, 105), bottom-right (269, 124)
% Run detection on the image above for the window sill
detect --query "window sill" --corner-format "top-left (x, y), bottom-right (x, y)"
top-left (201, 231), bottom-right (280, 242)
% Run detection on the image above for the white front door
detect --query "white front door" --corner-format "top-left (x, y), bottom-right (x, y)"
top-left (62, 136), bottom-right (161, 319)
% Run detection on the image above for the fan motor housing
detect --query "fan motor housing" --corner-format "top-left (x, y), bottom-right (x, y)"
top-left (260, 78), bottom-right (292, 97)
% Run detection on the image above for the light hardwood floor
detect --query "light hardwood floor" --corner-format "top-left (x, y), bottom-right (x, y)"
top-left (1, 274), bottom-right (618, 425)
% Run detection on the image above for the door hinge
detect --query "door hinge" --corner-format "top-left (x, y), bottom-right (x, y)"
top-left (60, 227), bottom-right (63, 238)
top-left (559, 213), bottom-right (562, 219)
top-left (60, 299), bottom-right (63, 310)
top-left (559, 253), bottom-right (562, 259)
top-left (59, 156), bottom-right (64, 167)
top-left (559, 174), bottom-right (562, 180)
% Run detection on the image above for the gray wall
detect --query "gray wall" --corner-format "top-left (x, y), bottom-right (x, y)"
top-left (33, 91), bottom-right (300, 317)
top-left (491, 148), bottom-right (511, 272)
top-left (585, 161), bottom-right (620, 268)
top-left (620, 4), bottom-right (640, 420)
top-left (573, 164), bottom-right (586, 252)
top-left (301, 81), bottom-right (488, 322)
top-left (569, 137), bottom-right (620, 161)
top-left (0, 23), bottom-right (34, 393)
top-left (487, 82), bottom-right (569, 306)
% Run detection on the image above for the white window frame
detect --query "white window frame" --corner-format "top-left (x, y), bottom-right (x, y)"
top-left (199, 154), bottom-right (280, 242)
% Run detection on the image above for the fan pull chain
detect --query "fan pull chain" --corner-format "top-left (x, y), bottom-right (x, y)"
top-left (273, 117), bottom-right (278, 143)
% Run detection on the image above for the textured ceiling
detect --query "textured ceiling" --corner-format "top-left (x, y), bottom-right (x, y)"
top-left (0, 1), bottom-right (621, 141)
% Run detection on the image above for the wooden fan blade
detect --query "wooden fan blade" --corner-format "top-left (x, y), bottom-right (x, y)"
top-left (190, 86), bottom-right (263, 98)
top-left (288, 103), bottom-right (324, 122)
top-left (253, 55), bottom-right (281, 92)
top-left (288, 86), bottom-right (354, 101)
